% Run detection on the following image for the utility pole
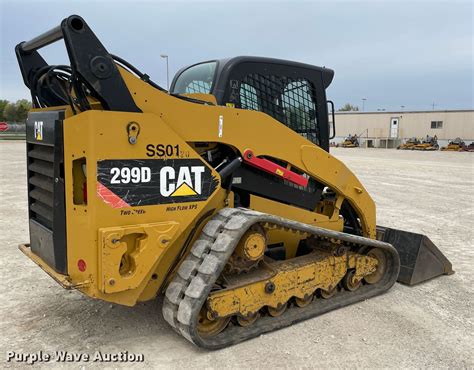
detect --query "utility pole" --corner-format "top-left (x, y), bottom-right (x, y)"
top-left (160, 54), bottom-right (169, 90)
top-left (432, 102), bottom-right (436, 111)
top-left (400, 105), bottom-right (405, 111)
top-left (362, 98), bottom-right (367, 112)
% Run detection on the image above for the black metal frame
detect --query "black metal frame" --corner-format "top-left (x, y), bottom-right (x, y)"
top-left (327, 100), bottom-right (336, 140)
top-left (15, 15), bottom-right (140, 112)
top-left (231, 164), bottom-right (322, 211)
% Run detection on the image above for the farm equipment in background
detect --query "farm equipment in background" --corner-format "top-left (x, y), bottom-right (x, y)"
top-left (441, 138), bottom-right (466, 151)
top-left (397, 137), bottom-right (420, 150)
top-left (413, 135), bottom-right (439, 151)
top-left (15, 15), bottom-right (453, 349)
top-left (339, 134), bottom-right (359, 148)
top-left (461, 142), bottom-right (474, 152)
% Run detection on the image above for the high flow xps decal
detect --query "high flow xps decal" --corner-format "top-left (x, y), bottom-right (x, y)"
top-left (97, 159), bottom-right (219, 208)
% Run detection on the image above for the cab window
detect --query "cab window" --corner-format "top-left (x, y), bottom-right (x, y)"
top-left (281, 80), bottom-right (318, 144)
top-left (173, 62), bottom-right (217, 94)
top-left (236, 73), bottom-right (319, 145)
top-left (240, 83), bottom-right (259, 110)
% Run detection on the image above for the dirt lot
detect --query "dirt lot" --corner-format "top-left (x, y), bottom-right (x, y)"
top-left (1, 142), bottom-right (473, 368)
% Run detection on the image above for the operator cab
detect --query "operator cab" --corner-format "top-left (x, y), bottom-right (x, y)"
top-left (171, 57), bottom-right (335, 151)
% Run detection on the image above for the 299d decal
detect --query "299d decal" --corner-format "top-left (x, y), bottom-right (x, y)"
top-left (110, 166), bottom-right (152, 184)
top-left (97, 159), bottom-right (219, 208)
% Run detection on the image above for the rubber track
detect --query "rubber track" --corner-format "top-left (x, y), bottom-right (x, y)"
top-left (162, 208), bottom-right (400, 349)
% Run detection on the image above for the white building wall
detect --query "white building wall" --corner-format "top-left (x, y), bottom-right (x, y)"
top-left (333, 110), bottom-right (474, 146)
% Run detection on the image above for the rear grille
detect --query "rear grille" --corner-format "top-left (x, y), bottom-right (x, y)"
top-left (28, 144), bottom-right (55, 230)
top-left (26, 110), bottom-right (67, 274)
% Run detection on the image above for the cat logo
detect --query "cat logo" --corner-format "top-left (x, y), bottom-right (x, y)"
top-left (34, 121), bottom-right (43, 141)
top-left (160, 166), bottom-right (205, 197)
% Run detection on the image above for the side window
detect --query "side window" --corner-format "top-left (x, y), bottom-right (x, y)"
top-left (185, 80), bottom-right (212, 94)
top-left (240, 83), bottom-right (259, 110)
top-left (172, 62), bottom-right (217, 95)
top-left (281, 80), bottom-right (318, 143)
top-left (237, 73), bottom-right (319, 145)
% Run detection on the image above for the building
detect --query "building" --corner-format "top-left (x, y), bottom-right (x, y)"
top-left (333, 109), bottom-right (474, 148)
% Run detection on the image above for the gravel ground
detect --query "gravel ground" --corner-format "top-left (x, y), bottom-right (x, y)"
top-left (1, 142), bottom-right (473, 368)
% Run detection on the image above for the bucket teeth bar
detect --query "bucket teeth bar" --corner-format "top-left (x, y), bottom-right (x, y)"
top-left (163, 207), bottom-right (400, 349)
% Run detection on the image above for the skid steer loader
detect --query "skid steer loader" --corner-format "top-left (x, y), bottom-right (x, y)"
top-left (441, 138), bottom-right (466, 151)
top-left (339, 134), bottom-right (359, 148)
top-left (15, 15), bottom-right (453, 349)
top-left (397, 137), bottom-right (420, 150)
top-left (413, 135), bottom-right (439, 151)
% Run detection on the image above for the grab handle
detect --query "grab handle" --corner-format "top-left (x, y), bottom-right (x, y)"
top-left (19, 25), bottom-right (63, 53)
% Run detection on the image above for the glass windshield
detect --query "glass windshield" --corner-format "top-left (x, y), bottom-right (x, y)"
top-left (173, 61), bottom-right (217, 94)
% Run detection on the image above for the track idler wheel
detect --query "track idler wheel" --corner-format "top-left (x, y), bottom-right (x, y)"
top-left (364, 248), bottom-right (387, 284)
top-left (268, 303), bottom-right (287, 317)
top-left (197, 306), bottom-right (230, 338)
top-left (342, 269), bottom-right (362, 291)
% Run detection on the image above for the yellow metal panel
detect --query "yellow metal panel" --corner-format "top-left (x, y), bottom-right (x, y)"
top-left (98, 222), bottom-right (179, 293)
top-left (62, 110), bottom-right (226, 306)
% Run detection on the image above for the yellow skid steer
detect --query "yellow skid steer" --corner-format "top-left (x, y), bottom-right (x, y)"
top-left (15, 15), bottom-right (453, 349)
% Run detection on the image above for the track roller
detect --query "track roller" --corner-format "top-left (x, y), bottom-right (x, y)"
top-left (295, 294), bottom-right (314, 307)
top-left (268, 303), bottom-right (288, 317)
top-left (236, 313), bottom-right (259, 327)
top-left (342, 269), bottom-right (362, 291)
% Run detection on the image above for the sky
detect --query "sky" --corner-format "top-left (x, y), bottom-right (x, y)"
top-left (0, 0), bottom-right (472, 111)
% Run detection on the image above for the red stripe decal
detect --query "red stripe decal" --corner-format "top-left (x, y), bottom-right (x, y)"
top-left (96, 182), bottom-right (131, 208)
top-left (243, 149), bottom-right (309, 187)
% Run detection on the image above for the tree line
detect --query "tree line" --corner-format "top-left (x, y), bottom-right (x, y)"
top-left (338, 103), bottom-right (359, 111)
top-left (0, 98), bottom-right (360, 121)
top-left (0, 99), bottom-right (32, 123)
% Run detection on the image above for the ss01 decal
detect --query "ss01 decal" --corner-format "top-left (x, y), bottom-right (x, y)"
top-left (97, 159), bottom-right (219, 208)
